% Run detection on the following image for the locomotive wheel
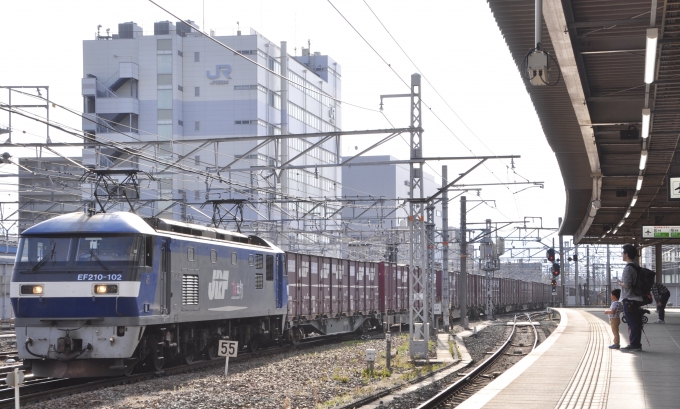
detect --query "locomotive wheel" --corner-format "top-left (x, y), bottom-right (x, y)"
top-left (291, 327), bottom-right (303, 344)
top-left (248, 336), bottom-right (260, 353)
top-left (182, 343), bottom-right (196, 364)
top-left (148, 338), bottom-right (165, 371)
top-left (124, 362), bottom-right (136, 376)
top-left (206, 343), bottom-right (218, 360)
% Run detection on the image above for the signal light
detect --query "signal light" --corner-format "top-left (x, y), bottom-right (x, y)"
top-left (551, 279), bottom-right (557, 286)
top-left (546, 248), bottom-right (555, 262)
top-left (552, 262), bottom-right (560, 277)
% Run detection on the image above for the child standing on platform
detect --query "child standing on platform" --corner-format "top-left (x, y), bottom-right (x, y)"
top-left (604, 289), bottom-right (623, 349)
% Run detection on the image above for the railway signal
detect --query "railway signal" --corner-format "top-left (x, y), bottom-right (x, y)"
top-left (552, 263), bottom-right (560, 277)
top-left (546, 248), bottom-right (556, 262)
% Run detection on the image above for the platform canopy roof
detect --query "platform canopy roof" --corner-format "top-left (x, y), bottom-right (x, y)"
top-left (487, 0), bottom-right (680, 246)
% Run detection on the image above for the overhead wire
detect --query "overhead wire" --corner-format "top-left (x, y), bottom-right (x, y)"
top-left (331, 0), bottom-right (538, 218)
top-left (2, 88), bottom-right (400, 201)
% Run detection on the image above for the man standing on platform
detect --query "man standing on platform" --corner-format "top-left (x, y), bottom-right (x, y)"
top-left (617, 244), bottom-right (644, 351)
top-left (651, 282), bottom-right (671, 324)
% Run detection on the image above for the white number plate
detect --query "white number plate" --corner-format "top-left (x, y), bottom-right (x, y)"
top-left (218, 340), bottom-right (238, 357)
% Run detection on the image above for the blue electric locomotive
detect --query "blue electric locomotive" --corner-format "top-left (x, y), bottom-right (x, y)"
top-left (11, 211), bottom-right (287, 377)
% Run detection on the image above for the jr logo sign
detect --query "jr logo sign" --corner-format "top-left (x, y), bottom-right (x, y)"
top-left (207, 65), bottom-right (232, 85)
top-left (208, 270), bottom-right (229, 300)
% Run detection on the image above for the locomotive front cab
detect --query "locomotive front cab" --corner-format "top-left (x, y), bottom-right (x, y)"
top-left (11, 213), bottom-right (158, 377)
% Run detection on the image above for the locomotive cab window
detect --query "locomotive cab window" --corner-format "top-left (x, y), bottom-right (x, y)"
top-left (210, 249), bottom-right (217, 263)
top-left (76, 236), bottom-right (145, 265)
top-left (266, 255), bottom-right (274, 281)
top-left (231, 252), bottom-right (237, 265)
top-left (18, 237), bottom-right (71, 271)
top-left (188, 247), bottom-right (194, 262)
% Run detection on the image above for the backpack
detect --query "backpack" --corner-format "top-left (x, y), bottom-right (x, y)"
top-left (629, 263), bottom-right (655, 296)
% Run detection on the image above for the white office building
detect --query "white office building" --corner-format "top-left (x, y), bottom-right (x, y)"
top-left (81, 21), bottom-right (342, 249)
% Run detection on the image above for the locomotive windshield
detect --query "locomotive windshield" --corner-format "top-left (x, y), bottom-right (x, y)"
top-left (17, 235), bottom-right (146, 271)
top-left (76, 236), bottom-right (145, 267)
top-left (19, 237), bottom-right (72, 270)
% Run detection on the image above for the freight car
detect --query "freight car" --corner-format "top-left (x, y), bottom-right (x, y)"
top-left (11, 212), bottom-right (556, 378)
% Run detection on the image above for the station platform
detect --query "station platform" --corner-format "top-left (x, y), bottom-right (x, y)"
top-left (457, 308), bottom-right (680, 409)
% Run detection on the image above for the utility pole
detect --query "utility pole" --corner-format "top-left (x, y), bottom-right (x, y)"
top-left (460, 196), bottom-right (468, 329)
top-left (441, 166), bottom-right (450, 332)
top-left (558, 217), bottom-right (564, 306)
top-left (586, 245), bottom-right (590, 305)
top-left (574, 244), bottom-right (579, 306)
top-left (480, 219), bottom-right (495, 320)
top-left (406, 73), bottom-right (428, 359)
top-left (280, 41), bottom-right (289, 252)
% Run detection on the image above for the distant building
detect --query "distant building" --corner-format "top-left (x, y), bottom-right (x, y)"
top-left (81, 21), bottom-right (342, 252)
top-left (340, 155), bottom-right (441, 262)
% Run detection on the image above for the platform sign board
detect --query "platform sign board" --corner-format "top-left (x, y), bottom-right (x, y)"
top-left (218, 340), bottom-right (238, 376)
top-left (642, 226), bottom-right (680, 239)
top-left (433, 303), bottom-right (442, 315)
top-left (668, 176), bottom-right (680, 201)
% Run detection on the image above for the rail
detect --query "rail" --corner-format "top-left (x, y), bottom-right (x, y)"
top-left (415, 316), bottom-right (519, 409)
top-left (0, 331), bottom-right (378, 408)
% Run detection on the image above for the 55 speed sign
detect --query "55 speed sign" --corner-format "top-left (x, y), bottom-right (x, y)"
top-left (218, 340), bottom-right (238, 376)
top-left (218, 340), bottom-right (238, 357)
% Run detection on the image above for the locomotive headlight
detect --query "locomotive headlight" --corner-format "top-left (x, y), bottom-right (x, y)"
top-left (20, 285), bottom-right (44, 295)
top-left (95, 284), bottom-right (118, 294)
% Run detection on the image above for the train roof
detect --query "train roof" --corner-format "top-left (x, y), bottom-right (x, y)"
top-left (22, 212), bottom-right (157, 236)
top-left (22, 212), bottom-right (273, 249)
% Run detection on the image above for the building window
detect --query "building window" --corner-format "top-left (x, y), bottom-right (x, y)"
top-left (194, 155), bottom-right (200, 165)
top-left (195, 121), bottom-right (200, 131)
top-left (157, 55), bottom-right (172, 74)
top-left (195, 87), bottom-right (200, 97)
top-left (157, 39), bottom-right (172, 51)
top-left (194, 52), bottom-right (200, 62)
top-left (157, 90), bottom-right (172, 109)
top-left (158, 124), bottom-right (172, 140)
top-left (194, 190), bottom-right (200, 200)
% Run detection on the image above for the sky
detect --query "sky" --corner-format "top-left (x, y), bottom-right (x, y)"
top-left (0, 0), bottom-right (568, 256)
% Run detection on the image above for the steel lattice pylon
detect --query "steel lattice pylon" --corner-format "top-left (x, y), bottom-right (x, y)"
top-left (408, 73), bottom-right (428, 359)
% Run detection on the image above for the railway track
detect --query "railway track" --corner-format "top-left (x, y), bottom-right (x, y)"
top-left (0, 331), bottom-right (382, 408)
top-left (416, 313), bottom-right (539, 409)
